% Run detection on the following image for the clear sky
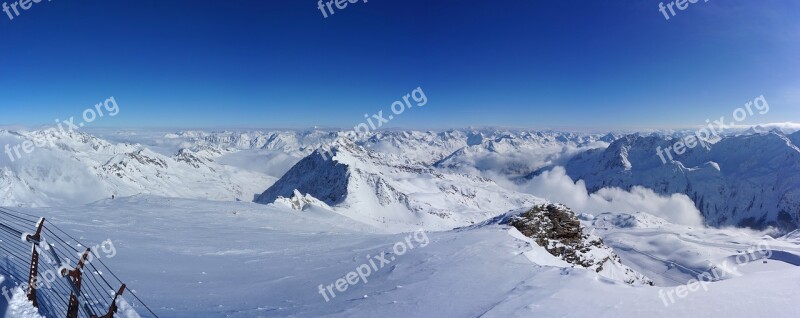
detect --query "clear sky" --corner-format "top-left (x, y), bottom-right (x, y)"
top-left (0, 0), bottom-right (798, 130)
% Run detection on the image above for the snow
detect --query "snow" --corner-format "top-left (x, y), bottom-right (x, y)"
top-left (507, 227), bottom-right (572, 267)
top-left (256, 139), bottom-right (544, 232)
top-left (0, 127), bottom-right (798, 317)
top-left (114, 297), bottom-right (141, 318)
top-left (0, 196), bottom-right (793, 317)
top-left (4, 285), bottom-right (44, 318)
top-left (562, 132), bottom-right (800, 230)
top-left (0, 129), bottom-right (276, 206)
top-left (520, 166), bottom-right (705, 226)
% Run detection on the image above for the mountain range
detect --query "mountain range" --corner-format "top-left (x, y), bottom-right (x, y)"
top-left (1, 127), bottom-right (798, 231)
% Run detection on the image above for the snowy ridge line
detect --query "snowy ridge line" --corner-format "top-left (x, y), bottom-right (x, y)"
top-left (0, 207), bottom-right (157, 318)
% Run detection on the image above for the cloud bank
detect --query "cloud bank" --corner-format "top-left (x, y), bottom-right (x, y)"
top-left (520, 166), bottom-right (704, 226)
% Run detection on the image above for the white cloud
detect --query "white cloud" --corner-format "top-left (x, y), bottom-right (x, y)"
top-left (730, 122), bottom-right (800, 133)
top-left (444, 143), bottom-right (607, 180)
top-left (519, 166), bottom-right (704, 226)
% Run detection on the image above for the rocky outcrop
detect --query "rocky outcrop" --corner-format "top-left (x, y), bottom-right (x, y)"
top-left (508, 204), bottom-right (653, 285)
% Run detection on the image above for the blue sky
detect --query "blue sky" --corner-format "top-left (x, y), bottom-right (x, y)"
top-left (0, 0), bottom-right (798, 129)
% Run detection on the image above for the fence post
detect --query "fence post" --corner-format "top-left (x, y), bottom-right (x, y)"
top-left (24, 217), bottom-right (45, 308)
top-left (91, 283), bottom-right (126, 318)
top-left (63, 249), bottom-right (91, 318)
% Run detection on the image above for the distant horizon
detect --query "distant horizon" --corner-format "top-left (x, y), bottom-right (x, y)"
top-left (3, 122), bottom-right (799, 135)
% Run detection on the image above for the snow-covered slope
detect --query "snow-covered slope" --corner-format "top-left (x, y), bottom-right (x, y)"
top-left (256, 138), bottom-right (543, 232)
top-left (2, 126), bottom-right (799, 317)
top-left (561, 132), bottom-right (800, 230)
top-left (0, 128), bottom-right (612, 209)
top-left (0, 129), bottom-right (275, 207)
top-left (5, 127), bottom-right (798, 232)
top-left (5, 195), bottom-right (797, 317)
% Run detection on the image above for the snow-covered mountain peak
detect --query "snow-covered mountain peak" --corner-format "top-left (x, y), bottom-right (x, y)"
top-left (257, 141), bottom-right (544, 232)
top-left (563, 132), bottom-right (800, 230)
